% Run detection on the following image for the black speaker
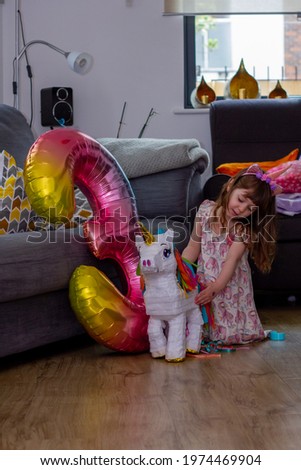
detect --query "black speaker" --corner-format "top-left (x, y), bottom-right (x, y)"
top-left (41, 87), bottom-right (73, 127)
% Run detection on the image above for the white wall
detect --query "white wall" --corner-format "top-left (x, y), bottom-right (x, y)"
top-left (1, 0), bottom-right (212, 169)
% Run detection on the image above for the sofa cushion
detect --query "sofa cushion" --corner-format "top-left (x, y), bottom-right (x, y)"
top-left (215, 148), bottom-right (299, 176)
top-left (0, 228), bottom-right (121, 303)
top-left (0, 150), bottom-right (34, 234)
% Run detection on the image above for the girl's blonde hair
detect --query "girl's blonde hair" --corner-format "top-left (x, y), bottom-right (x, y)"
top-left (213, 168), bottom-right (277, 273)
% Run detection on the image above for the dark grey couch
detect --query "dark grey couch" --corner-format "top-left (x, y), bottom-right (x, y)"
top-left (0, 104), bottom-right (209, 358)
top-left (208, 98), bottom-right (301, 294)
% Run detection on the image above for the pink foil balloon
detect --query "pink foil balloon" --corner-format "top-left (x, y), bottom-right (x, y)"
top-left (24, 128), bottom-right (149, 352)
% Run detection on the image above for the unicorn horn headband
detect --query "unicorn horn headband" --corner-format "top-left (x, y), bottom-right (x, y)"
top-left (242, 163), bottom-right (291, 196)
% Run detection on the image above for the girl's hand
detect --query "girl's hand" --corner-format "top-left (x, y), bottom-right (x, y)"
top-left (195, 282), bottom-right (216, 305)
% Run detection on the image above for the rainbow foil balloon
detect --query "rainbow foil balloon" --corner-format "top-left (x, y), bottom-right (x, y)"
top-left (24, 128), bottom-right (149, 353)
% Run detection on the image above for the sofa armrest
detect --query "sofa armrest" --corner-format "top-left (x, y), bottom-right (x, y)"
top-left (130, 160), bottom-right (205, 220)
top-left (97, 137), bottom-right (209, 221)
top-left (98, 137), bottom-right (209, 178)
top-left (0, 104), bottom-right (35, 167)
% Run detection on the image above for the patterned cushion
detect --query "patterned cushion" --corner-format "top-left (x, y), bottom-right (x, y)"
top-left (0, 150), bottom-right (34, 234)
top-left (0, 150), bottom-right (93, 234)
top-left (73, 188), bottom-right (93, 225)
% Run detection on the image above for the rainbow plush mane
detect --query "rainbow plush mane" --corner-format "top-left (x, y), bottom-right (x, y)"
top-left (174, 249), bottom-right (198, 293)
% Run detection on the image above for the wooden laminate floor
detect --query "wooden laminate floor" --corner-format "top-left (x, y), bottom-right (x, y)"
top-left (1, 294), bottom-right (301, 450)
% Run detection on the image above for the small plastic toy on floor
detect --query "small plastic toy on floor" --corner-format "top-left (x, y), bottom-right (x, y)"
top-left (135, 227), bottom-right (204, 362)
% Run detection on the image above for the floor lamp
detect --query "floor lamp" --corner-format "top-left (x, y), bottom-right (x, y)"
top-left (13, 39), bottom-right (93, 109)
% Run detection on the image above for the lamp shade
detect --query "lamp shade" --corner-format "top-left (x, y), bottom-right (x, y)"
top-left (163, 0), bottom-right (301, 15)
top-left (66, 52), bottom-right (93, 74)
top-left (16, 41), bottom-right (93, 75)
top-left (14, 40), bottom-right (93, 110)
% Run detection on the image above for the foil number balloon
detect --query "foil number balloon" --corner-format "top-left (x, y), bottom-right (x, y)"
top-left (24, 128), bottom-right (149, 352)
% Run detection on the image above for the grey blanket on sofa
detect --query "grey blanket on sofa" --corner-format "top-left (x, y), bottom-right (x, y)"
top-left (97, 138), bottom-right (209, 178)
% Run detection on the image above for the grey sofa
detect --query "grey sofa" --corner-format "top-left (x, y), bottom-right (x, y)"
top-left (0, 104), bottom-right (209, 358)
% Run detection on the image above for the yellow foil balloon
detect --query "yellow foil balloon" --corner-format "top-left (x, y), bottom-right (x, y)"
top-left (24, 128), bottom-right (149, 353)
top-left (69, 266), bottom-right (148, 351)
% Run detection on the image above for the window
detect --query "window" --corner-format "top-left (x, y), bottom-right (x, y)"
top-left (184, 14), bottom-right (301, 107)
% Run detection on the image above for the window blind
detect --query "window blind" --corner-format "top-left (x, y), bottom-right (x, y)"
top-left (163, 0), bottom-right (301, 15)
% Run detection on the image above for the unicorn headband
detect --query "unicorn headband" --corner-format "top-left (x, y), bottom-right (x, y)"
top-left (241, 163), bottom-right (290, 196)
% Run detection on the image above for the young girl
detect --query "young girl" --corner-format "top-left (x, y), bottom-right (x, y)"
top-left (182, 164), bottom-right (283, 345)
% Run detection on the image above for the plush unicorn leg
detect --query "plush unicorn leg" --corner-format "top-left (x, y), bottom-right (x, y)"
top-left (165, 312), bottom-right (187, 362)
top-left (148, 317), bottom-right (167, 358)
top-left (186, 307), bottom-right (204, 353)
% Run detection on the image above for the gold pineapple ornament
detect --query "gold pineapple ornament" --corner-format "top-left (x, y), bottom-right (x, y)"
top-left (269, 80), bottom-right (288, 99)
top-left (226, 59), bottom-right (260, 99)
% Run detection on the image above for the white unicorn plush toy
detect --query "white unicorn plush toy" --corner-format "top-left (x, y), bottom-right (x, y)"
top-left (135, 228), bottom-right (203, 362)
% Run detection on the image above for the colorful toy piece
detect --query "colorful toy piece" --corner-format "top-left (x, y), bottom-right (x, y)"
top-left (269, 330), bottom-right (286, 341)
top-left (135, 228), bottom-right (204, 362)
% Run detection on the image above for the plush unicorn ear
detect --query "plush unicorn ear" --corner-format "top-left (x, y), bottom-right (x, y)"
top-left (157, 228), bottom-right (174, 245)
top-left (135, 235), bottom-right (145, 248)
top-left (164, 228), bottom-right (174, 242)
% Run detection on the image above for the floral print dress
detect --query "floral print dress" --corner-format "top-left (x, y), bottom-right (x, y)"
top-left (197, 200), bottom-right (266, 345)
